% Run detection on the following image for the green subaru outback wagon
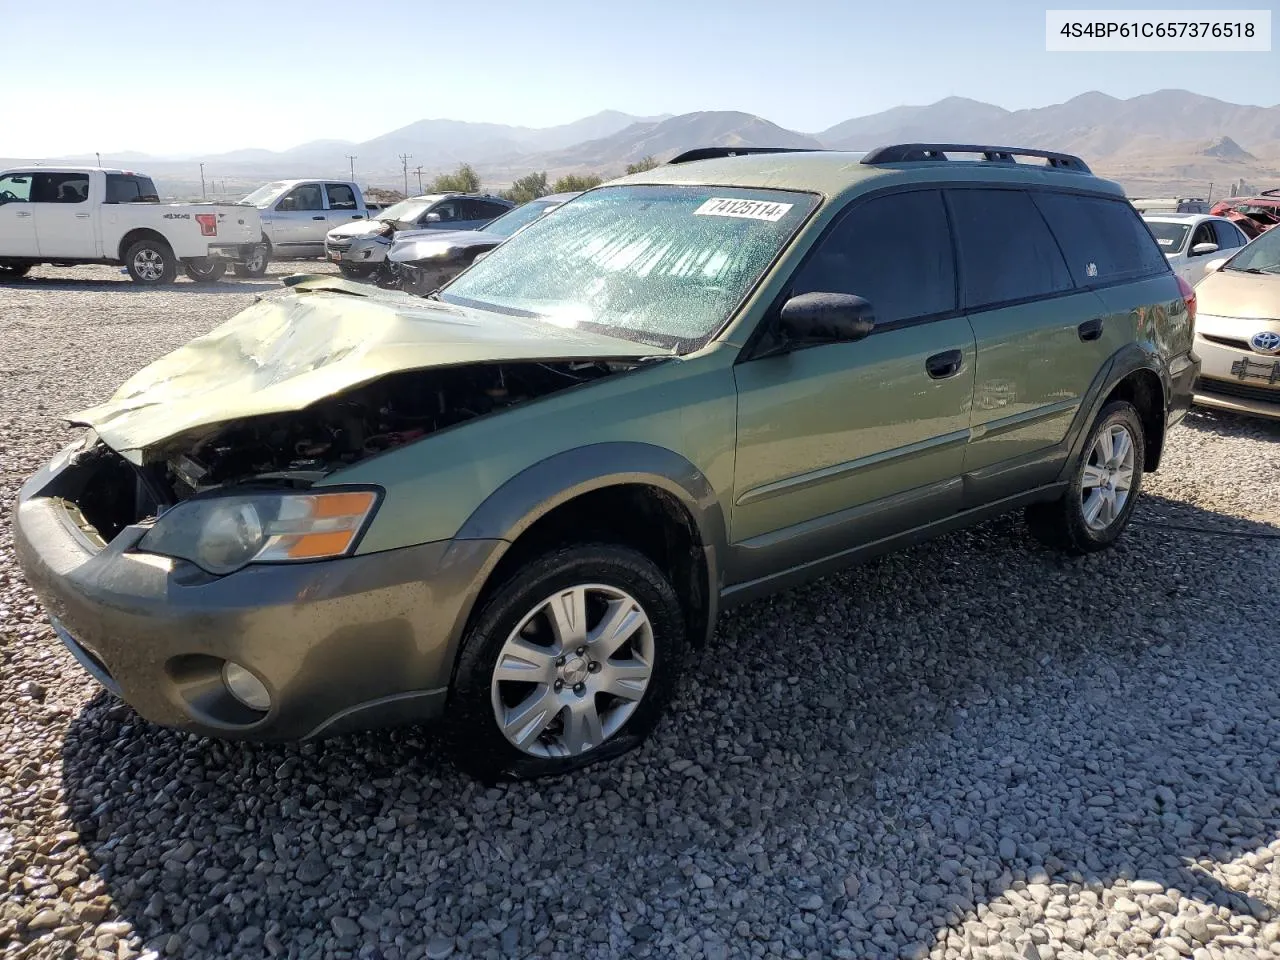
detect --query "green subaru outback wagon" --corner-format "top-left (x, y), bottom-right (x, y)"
top-left (15, 144), bottom-right (1198, 780)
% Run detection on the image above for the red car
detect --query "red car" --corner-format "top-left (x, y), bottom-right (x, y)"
top-left (1210, 190), bottom-right (1280, 238)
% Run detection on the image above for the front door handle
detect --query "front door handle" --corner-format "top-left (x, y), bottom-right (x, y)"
top-left (75, 213), bottom-right (91, 219)
top-left (311, 215), bottom-right (326, 220)
top-left (350, 214), bottom-right (361, 219)
top-left (15, 211), bottom-right (31, 218)
top-left (1078, 317), bottom-right (1104, 341)
top-left (926, 349), bottom-right (964, 380)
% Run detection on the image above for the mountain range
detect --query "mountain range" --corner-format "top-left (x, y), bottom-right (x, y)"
top-left (6, 90), bottom-right (1279, 199)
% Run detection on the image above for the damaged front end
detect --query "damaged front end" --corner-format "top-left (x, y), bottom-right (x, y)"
top-left (50, 359), bottom-right (638, 548)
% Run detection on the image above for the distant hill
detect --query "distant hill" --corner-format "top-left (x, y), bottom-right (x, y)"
top-left (536, 111), bottom-right (824, 169)
top-left (7, 90), bottom-right (1279, 200)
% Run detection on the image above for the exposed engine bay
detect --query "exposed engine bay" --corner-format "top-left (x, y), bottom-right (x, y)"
top-left (51, 360), bottom-right (640, 545)
top-left (158, 359), bottom-right (634, 496)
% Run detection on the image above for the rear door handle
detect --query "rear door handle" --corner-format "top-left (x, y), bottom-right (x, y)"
top-left (926, 349), bottom-right (964, 380)
top-left (75, 213), bottom-right (90, 219)
top-left (1078, 318), bottom-right (1104, 341)
top-left (16, 211), bottom-right (31, 218)
top-left (312, 215), bottom-right (325, 220)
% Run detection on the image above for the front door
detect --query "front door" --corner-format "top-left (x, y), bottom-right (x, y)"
top-left (31, 171), bottom-right (97, 259)
top-left (731, 189), bottom-right (977, 585)
top-left (0, 172), bottom-right (37, 257)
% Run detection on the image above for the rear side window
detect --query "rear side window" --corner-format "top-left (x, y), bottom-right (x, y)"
top-left (946, 188), bottom-right (1073, 309)
top-left (789, 189), bottom-right (956, 326)
top-left (106, 175), bottom-right (159, 203)
top-left (1211, 220), bottom-right (1243, 250)
top-left (326, 183), bottom-right (356, 210)
top-left (1033, 192), bottom-right (1168, 285)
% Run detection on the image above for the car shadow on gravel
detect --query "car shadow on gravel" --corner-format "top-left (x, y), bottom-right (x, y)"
top-left (0, 277), bottom-right (284, 295)
top-left (58, 495), bottom-right (1280, 959)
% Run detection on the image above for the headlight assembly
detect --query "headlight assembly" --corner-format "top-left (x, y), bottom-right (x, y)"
top-left (137, 489), bottom-right (379, 575)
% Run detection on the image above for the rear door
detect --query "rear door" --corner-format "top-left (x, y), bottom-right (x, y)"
top-left (324, 183), bottom-right (364, 232)
top-left (30, 172), bottom-right (97, 258)
top-left (270, 182), bottom-right (327, 252)
top-left (948, 187), bottom-right (1115, 501)
top-left (730, 188), bottom-right (976, 580)
top-left (0, 172), bottom-right (37, 256)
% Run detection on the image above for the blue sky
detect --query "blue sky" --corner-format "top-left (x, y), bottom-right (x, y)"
top-left (1, 0), bottom-right (1277, 156)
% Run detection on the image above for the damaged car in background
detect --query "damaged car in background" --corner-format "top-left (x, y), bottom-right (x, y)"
top-left (390, 192), bottom-right (581, 296)
top-left (323, 193), bottom-right (513, 282)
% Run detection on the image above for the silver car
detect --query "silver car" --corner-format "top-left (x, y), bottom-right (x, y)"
top-left (325, 194), bottom-right (512, 280)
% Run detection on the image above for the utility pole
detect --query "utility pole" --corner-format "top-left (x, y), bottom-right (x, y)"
top-left (346, 154), bottom-right (357, 181)
top-left (399, 154), bottom-right (411, 197)
top-left (199, 163), bottom-right (207, 200)
top-left (414, 165), bottom-right (425, 193)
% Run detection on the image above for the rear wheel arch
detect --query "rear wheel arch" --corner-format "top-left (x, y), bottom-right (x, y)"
top-left (1102, 366), bottom-right (1166, 471)
top-left (116, 228), bottom-right (170, 263)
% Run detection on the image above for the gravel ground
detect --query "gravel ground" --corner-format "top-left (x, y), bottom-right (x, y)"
top-left (2, 263), bottom-right (1280, 960)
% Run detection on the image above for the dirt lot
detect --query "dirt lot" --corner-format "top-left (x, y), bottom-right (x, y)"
top-left (2, 263), bottom-right (1280, 960)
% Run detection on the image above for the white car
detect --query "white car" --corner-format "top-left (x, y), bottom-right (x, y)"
top-left (1142, 213), bottom-right (1250, 284)
top-left (0, 167), bottom-right (265, 284)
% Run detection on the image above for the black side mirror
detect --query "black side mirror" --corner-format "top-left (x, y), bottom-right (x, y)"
top-left (778, 292), bottom-right (876, 345)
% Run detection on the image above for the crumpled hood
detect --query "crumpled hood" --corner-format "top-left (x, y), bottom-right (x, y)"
top-left (328, 218), bottom-right (394, 240)
top-left (389, 228), bottom-right (496, 263)
top-left (70, 276), bottom-right (670, 462)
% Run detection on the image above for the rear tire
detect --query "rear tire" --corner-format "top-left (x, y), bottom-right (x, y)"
top-left (444, 544), bottom-right (686, 783)
top-left (232, 239), bottom-right (270, 278)
top-left (1025, 400), bottom-right (1145, 554)
top-left (0, 263), bottom-right (31, 279)
top-left (124, 239), bottom-right (177, 285)
top-left (182, 258), bottom-right (226, 283)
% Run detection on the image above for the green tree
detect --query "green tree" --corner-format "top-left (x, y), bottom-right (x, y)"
top-left (502, 171), bottom-right (549, 204)
top-left (625, 156), bottom-right (660, 174)
top-left (430, 163), bottom-right (481, 194)
top-left (552, 173), bottom-right (604, 193)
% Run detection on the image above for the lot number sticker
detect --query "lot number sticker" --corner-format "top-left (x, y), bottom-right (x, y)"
top-left (695, 197), bottom-right (794, 221)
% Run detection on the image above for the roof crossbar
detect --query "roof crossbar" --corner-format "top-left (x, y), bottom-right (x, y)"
top-left (666, 147), bottom-right (822, 165)
top-left (860, 143), bottom-right (1091, 173)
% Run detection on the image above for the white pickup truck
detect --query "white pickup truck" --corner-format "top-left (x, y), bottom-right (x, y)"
top-left (240, 179), bottom-right (372, 259)
top-left (0, 167), bottom-right (267, 284)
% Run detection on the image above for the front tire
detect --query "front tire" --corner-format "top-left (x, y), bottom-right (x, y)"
top-left (1025, 400), bottom-right (1145, 554)
top-left (445, 544), bottom-right (686, 782)
top-left (124, 239), bottom-right (177, 285)
top-left (182, 258), bottom-right (226, 283)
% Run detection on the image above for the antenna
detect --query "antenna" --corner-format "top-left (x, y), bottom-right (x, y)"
top-left (346, 154), bottom-right (357, 180)
top-left (398, 154), bottom-right (412, 197)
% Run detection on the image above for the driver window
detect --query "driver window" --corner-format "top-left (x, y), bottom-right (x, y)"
top-left (280, 183), bottom-right (324, 211)
top-left (0, 174), bottom-right (32, 202)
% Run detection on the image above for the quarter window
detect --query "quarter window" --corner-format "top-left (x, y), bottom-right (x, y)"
top-left (789, 190), bottom-right (957, 326)
top-left (106, 175), bottom-right (159, 203)
top-left (946, 189), bottom-right (1073, 308)
top-left (1033, 192), bottom-right (1168, 285)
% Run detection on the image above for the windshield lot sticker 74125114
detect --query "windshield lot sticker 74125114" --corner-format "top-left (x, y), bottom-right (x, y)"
top-left (694, 197), bottom-right (794, 221)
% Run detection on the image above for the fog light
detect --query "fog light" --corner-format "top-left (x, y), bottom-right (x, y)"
top-left (222, 661), bottom-right (270, 712)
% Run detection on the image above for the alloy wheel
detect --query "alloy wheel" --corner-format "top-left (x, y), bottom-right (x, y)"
top-left (133, 249), bottom-right (165, 281)
top-left (490, 583), bottom-right (655, 759)
top-left (1080, 422), bottom-right (1137, 532)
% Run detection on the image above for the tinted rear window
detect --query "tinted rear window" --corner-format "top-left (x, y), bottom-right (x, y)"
top-left (1034, 193), bottom-right (1169, 285)
top-left (106, 175), bottom-right (159, 203)
top-left (946, 188), bottom-right (1073, 309)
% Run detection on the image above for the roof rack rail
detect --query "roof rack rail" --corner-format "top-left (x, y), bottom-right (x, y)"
top-left (667, 146), bottom-right (822, 165)
top-left (860, 143), bottom-right (1091, 174)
